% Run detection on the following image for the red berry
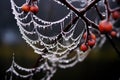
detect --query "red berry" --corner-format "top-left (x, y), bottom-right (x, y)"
top-left (21, 4), bottom-right (30, 12)
top-left (80, 43), bottom-right (88, 52)
top-left (83, 32), bottom-right (96, 41)
top-left (98, 20), bottom-right (113, 33)
top-left (88, 39), bottom-right (96, 47)
top-left (30, 5), bottom-right (39, 14)
top-left (112, 11), bottom-right (120, 20)
top-left (110, 31), bottom-right (117, 38)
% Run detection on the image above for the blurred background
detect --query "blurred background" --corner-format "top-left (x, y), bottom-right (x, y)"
top-left (0, 0), bottom-right (120, 80)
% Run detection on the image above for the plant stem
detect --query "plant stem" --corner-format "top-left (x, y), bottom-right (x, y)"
top-left (95, 4), bottom-right (105, 20)
top-left (57, 16), bottom-right (79, 40)
top-left (106, 34), bottom-right (120, 57)
top-left (104, 0), bottom-right (111, 21)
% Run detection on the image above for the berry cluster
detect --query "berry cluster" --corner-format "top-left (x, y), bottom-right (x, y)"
top-left (80, 32), bottom-right (96, 52)
top-left (21, 0), bottom-right (39, 14)
top-left (8, 0), bottom-right (120, 80)
top-left (99, 19), bottom-right (118, 37)
top-left (79, 0), bottom-right (120, 52)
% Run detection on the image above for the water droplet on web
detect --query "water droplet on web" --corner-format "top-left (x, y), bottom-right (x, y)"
top-left (7, 0), bottom-right (95, 80)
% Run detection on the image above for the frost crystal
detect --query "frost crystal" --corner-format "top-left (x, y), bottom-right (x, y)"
top-left (7, 0), bottom-right (99, 80)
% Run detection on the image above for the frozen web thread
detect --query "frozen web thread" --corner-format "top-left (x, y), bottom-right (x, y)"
top-left (6, 54), bottom-right (57, 80)
top-left (6, 0), bottom-right (102, 80)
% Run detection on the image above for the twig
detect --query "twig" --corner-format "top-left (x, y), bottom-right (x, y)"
top-left (105, 34), bottom-right (120, 57)
top-left (57, 16), bottom-right (79, 40)
top-left (95, 4), bottom-right (105, 20)
top-left (104, 0), bottom-right (111, 21)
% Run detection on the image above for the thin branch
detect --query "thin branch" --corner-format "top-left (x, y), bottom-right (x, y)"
top-left (105, 34), bottom-right (120, 57)
top-left (81, 16), bottom-right (98, 29)
top-left (104, 0), bottom-right (111, 21)
top-left (58, 0), bottom-right (100, 29)
top-left (110, 7), bottom-right (120, 12)
top-left (80, 0), bottom-right (101, 14)
top-left (57, 16), bottom-right (79, 40)
top-left (95, 4), bottom-right (105, 20)
top-left (58, 0), bottom-right (101, 16)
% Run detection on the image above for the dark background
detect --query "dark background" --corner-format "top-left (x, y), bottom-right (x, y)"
top-left (0, 0), bottom-right (120, 80)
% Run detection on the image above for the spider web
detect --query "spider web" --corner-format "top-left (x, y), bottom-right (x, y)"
top-left (6, 0), bottom-right (93, 80)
